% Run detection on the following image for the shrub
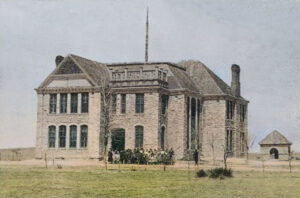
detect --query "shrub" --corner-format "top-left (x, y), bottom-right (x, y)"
top-left (57, 164), bottom-right (63, 169)
top-left (112, 148), bottom-right (175, 165)
top-left (196, 169), bottom-right (207, 178)
top-left (208, 167), bottom-right (232, 178)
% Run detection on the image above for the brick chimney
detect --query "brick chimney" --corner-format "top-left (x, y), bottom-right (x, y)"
top-left (55, 55), bottom-right (64, 67)
top-left (231, 64), bottom-right (240, 97)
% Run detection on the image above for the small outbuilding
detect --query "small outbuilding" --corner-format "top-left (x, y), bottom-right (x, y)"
top-left (259, 130), bottom-right (292, 160)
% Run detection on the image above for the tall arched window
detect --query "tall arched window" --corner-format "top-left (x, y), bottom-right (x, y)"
top-left (69, 125), bottom-right (77, 148)
top-left (48, 126), bottom-right (56, 148)
top-left (59, 125), bottom-right (66, 148)
top-left (80, 125), bottom-right (88, 148)
top-left (135, 126), bottom-right (144, 148)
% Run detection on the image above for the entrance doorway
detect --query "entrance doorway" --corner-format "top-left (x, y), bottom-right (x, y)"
top-left (270, 148), bottom-right (279, 159)
top-left (111, 129), bottom-right (125, 151)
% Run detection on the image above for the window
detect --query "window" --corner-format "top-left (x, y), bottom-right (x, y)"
top-left (240, 132), bottom-right (245, 153)
top-left (226, 130), bottom-right (233, 152)
top-left (135, 126), bottom-right (144, 148)
top-left (191, 98), bottom-right (196, 149)
top-left (111, 94), bottom-right (117, 113)
top-left (60, 93), bottom-right (67, 113)
top-left (80, 125), bottom-right (88, 148)
top-left (161, 95), bottom-right (168, 115)
top-left (186, 97), bottom-right (190, 149)
top-left (163, 72), bottom-right (167, 81)
top-left (48, 126), bottom-right (56, 148)
top-left (59, 125), bottom-right (66, 148)
top-left (226, 100), bottom-right (235, 120)
top-left (121, 94), bottom-right (126, 114)
top-left (70, 93), bottom-right (78, 113)
top-left (49, 94), bottom-right (57, 114)
top-left (161, 126), bottom-right (165, 150)
top-left (135, 94), bottom-right (144, 113)
top-left (81, 93), bottom-right (89, 113)
top-left (240, 104), bottom-right (246, 122)
top-left (69, 125), bottom-right (77, 148)
top-left (158, 70), bottom-right (162, 80)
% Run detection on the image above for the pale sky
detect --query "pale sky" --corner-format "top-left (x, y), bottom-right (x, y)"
top-left (0, 0), bottom-right (299, 152)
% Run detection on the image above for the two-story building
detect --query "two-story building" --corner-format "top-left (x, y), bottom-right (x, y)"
top-left (35, 55), bottom-right (248, 160)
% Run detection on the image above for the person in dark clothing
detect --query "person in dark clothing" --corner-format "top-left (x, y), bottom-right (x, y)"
top-left (193, 149), bottom-right (199, 165)
top-left (108, 150), bottom-right (113, 164)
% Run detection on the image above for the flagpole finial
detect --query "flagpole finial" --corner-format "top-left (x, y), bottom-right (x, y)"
top-left (145, 7), bottom-right (149, 63)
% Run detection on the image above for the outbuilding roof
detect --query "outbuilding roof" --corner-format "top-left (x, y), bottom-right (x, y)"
top-left (259, 130), bottom-right (292, 145)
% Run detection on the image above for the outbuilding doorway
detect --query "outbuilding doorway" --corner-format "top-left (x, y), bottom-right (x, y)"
top-left (270, 148), bottom-right (279, 159)
top-left (111, 129), bottom-right (125, 152)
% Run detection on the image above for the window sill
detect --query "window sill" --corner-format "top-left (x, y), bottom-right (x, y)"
top-left (47, 113), bottom-right (89, 116)
top-left (47, 148), bottom-right (88, 150)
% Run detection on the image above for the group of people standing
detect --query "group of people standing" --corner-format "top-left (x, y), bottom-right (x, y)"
top-left (107, 148), bottom-right (199, 165)
top-left (107, 148), bottom-right (175, 165)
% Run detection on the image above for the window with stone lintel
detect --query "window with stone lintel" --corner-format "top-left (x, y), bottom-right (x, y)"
top-left (49, 94), bottom-right (57, 114)
top-left (135, 94), bottom-right (144, 113)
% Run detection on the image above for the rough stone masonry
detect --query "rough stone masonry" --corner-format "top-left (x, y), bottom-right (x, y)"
top-left (35, 55), bottom-right (248, 160)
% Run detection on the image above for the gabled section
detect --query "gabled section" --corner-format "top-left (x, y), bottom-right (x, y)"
top-left (70, 54), bottom-right (110, 86)
top-left (37, 54), bottom-right (110, 89)
top-left (55, 57), bottom-right (83, 75)
top-left (259, 130), bottom-right (292, 145)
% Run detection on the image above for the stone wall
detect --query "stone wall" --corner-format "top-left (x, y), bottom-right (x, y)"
top-left (167, 94), bottom-right (185, 159)
top-left (110, 93), bottom-right (160, 149)
top-left (0, 147), bottom-right (35, 161)
top-left (35, 92), bottom-right (101, 159)
top-left (260, 145), bottom-right (290, 160)
top-left (201, 99), bottom-right (226, 160)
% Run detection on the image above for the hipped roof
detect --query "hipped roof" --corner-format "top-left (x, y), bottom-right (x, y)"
top-left (259, 130), bottom-right (292, 145)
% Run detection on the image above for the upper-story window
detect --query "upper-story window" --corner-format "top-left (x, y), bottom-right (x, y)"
top-left (163, 73), bottom-right (167, 81)
top-left (49, 94), bottom-right (57, 114)
top-left (111, 94), bottom-right (117, 114)
top-left (121, 94), bottom-right (126, 114)
top-left (226, 100), bottom-right (235, 120)
top-left (69, 125), bottom-right (77, 148)
top-left (135, 94), bottom-right (144, 113)
top-left (240, 104), bottom-right (246, 122)
top-left (60, 93), bottom-right (67, 113)
top-left (70, 93), bottom-right (78, 113)
top-left (161, 95), bottom-right (168, 115)
top-left (48, 126), bottom-right (56, 148)
top-left (81, 93), bottom-right (89, 113)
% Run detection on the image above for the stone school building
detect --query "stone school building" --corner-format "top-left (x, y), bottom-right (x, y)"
top-left (35, 55), bottom-right (248, 160)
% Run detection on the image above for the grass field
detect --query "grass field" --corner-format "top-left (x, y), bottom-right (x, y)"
top-left (1, 164), bottom-right (300, 198)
